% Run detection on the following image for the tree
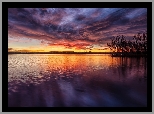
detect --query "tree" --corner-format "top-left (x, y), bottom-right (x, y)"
top-left (107, 31), bottom-right (147, 53)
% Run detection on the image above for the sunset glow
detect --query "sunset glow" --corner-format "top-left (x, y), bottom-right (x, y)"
top-left (8, 8), bottom-right (147, 52)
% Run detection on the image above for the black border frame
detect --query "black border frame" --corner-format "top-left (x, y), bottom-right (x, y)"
top-left (2, 2), bottom-right (152, 112)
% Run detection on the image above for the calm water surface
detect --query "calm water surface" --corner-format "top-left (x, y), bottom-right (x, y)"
top-left (8, 54), bottom-right (147, 107)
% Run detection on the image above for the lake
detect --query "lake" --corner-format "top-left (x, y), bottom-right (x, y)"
top-left (8, 54), bottom-right (147, 107)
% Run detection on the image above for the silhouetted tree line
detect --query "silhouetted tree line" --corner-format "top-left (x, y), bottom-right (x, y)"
top-left (107, 31), bottom-right (147, 53)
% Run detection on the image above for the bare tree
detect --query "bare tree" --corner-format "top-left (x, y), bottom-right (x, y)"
top-left (107, 31), bottom-right (147, 54)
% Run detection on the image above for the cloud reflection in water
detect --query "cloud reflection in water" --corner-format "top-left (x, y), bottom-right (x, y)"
top-left (8, 54), bottom-right (147, 107)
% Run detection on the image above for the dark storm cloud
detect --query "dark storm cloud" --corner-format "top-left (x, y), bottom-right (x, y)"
top-left (8, 8), bottom-right (147, 47)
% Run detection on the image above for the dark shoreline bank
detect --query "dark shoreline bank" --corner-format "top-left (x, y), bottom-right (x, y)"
top-left (8, 52), bottom-right (147, 57)
top-left (8, 52), bottom-right (112, 54)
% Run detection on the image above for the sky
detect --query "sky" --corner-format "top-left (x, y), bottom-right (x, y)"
top-left (8, 8), bottom-right (147, 52)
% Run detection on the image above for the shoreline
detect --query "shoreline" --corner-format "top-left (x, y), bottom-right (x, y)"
top-left (8, 52), bottom-right (147, 57)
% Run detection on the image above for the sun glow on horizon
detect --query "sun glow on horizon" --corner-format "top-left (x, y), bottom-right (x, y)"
top-left (8, 8), bottom-right (147, 53)
top-left (8, 47), bottom-right (111, 52)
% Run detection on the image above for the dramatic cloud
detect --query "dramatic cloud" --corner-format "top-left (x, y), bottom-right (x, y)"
top-left (8, 8), bottom-right (147, 51)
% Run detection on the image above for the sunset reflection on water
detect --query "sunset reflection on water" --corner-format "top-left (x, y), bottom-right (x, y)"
top-left (8, 54), bottom-right (147, 107)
